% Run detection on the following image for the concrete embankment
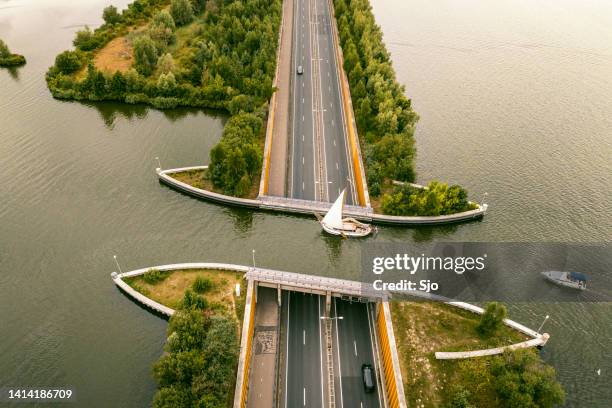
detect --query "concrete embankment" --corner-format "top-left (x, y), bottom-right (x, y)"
top-left (157, 167), bottom-right (488, 225)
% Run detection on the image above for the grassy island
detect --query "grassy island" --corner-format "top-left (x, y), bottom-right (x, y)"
top-left (0, 39), bottom-right (26, 67)
top-left (46, 0), bottom-right (281, 197)
top-left (333, 0), bottom-right (478, 216)
top-left (125, 268), bottom-right (246, 407)
top-left (391, 301), bottom-right (565, 408)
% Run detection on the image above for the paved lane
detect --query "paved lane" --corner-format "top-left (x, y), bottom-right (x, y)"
top-left (284, 291), bottom-right (326, 408)
top-left (289, 0), bottom-right (356, 205)
top-left (332, 299), bottom-right (382, 408)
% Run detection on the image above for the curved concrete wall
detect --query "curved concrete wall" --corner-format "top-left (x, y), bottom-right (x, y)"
top-left (158, 167), bottom-right (488, 225)
top-left (435, 335), bottom-right (549, 360)
top-left (111, 262), bottom-right (251, 317)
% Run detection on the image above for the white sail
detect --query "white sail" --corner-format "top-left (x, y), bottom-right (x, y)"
top-left (322, 189), bottom-right (345, 230)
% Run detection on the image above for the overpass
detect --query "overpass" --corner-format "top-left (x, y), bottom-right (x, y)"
top-left (235, 267), bottom-right (407, 408)
top-left (262, 0), bottom-right (368, 207)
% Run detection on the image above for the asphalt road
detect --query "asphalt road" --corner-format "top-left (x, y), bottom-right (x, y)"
top-left (289, 0), bottom-right (356, 205)
top-left (283, 291), bottom-right (326, 408)
top-left (332, 298), bottom-right (382, 408)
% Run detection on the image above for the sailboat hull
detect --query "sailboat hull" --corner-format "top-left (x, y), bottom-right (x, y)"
top-left (321, 218), bottom-right (372, 237)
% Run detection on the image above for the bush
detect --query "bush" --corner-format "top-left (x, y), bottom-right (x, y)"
top-left (192, 276), bottom-right (213, 293)
top-left (380, 181), bottom-right (475, 216)
top-left (181, 289), bottom-right (208, 310)
top-left (133, 35), bottom-right (157, 76)
top-left (141, 268), bottom-right (169, 284)
top-left (54, 51), bottom-right (82, 74)
top-left (73, 27), bottom-right (102, 51)
top-left (170, 0), bottom-right (194, 26)
top-left (149, 11), bottom-right (176, 47)
top-left (476, 302), bottom-right (507, 336)
top-left (491, 349), bottom-right (565, 408)
top-left (103, 5), bottom-right (122, 25)
top-left (0, 39), bottom-right (9, 58)
top-left (0, 53), bottom-right (26, 67)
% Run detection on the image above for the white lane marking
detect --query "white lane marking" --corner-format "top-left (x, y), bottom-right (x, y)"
top-left (302, 182), bottom-right (305, 191)
top-left (354, 340), bottom-right (358, 357)
top-left (302, 98), bottom-right (305, 103)
top-left (303, 387), bottom-right (306, 406)
top-left (302, 115), bottom-right (305, 122)
top-left (333, 140), bottom-right (336, 146)
top-left (302, 82), bottom-right (304, 87)
top-left (318, 296), bottom-right (325, 408)
top-left (329, 86), bottom-right (331, 91)
top-left (284, 292), bottom-right (290, 408)
top-left (334, 299), bottom-right (344, 408)
top-left (303, 330), bottom-right (306, 345)
top-left (331, 102), bottom-right (333, 108)
top-left (332, 119), bottom-right (335, 127)
top-left (360, 403), bottom-right (363, 408)
top-left (302, 156), bottom-right (304, 165)
top-left (302, 134), bottom-right (304, 141)
top-left (336, 162), bottom-right (339, 170)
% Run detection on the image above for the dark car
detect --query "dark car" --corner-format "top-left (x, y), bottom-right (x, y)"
top-left (362, 364), bottom-right (375, 393)
top-left (297, 65), bottom-right (303, 75)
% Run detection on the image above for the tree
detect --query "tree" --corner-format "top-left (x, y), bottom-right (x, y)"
top-left (166, 310), bottom-right (208, 352)
top-left (133, 35), bottom-right (157, 76)
top-left (153, 385), bottom-right (192, 408)
top-left (157, 53), bottom-right (176, 74)
top-left (150, 11), bottom-right (176, 47)
top-left (170, 0), bottom-right (194, 26)
top-left (491, 349), bottom-right (565, 408)
top-left (73, 27), bottom-right (101, 51)
top-left (55, 51), bottom-right (82, 74)
top-left (477, 302), bottom-right (507, 336)
top-left (0, 39), bottom-right (9, 58)
top-left (103, 5), bottom-right (122, 25)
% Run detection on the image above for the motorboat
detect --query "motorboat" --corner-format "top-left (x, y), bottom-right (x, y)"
top-left (542, 271), bottom-right (587, 290)
top-left (316, 189), bottom-right (372, 238)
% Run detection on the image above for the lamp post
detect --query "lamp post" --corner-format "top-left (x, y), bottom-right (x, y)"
top-left (252, 249), bottom-right (256, 268)
top-left (537, 315), bottom-right (550, 333)
top-left (113, 255), bottom-right (123, 274)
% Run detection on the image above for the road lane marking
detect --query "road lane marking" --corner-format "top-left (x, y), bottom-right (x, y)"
top-left (303, 387), bottom-right (306, 406)
top-left (354, 340), bottom-right (357, 356)
top-left (284, 292), bottom-right (290, 408)
top-left (332, 119), bottom-right (335, 127)
top-left (302, 134), bottom-right (304, 141)
top-left (336, 162), bottom-right (339, 170)
top-left (318, 296), bottom-right (325, 408)
top-left (302, 156), bottom-right (304, 165)
top-left (302, 98), bottom-right (304, 103)
top-left (333, 140), bottom-right (336, 146)
top-left (303, 330), bottom-right (306, 345)
top-left (334, 299), bottom-right (344, 408)
top-left (302, 182), bottom-right (305, 191)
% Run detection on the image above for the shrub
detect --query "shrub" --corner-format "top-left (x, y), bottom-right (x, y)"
top-left (181, 289), bottom-right (208, 310)
top-left (491, 349), bottom-right (565, 407)
top-left (170, 0), bottom-right (194, 26)
top-left (149, 11), bottom-right (176, 47)
top-left (133, 35), bottom-right (157, 76)
top-left (141, 268), bottom-right (169, 284)
top-left (192, 276), bottom-right (213, 293)
top-left (103, 5), bottom-right (122, 25)
top-left (476, 302), bottom-right (507, 336)
top-left (157, 53), bottom-right (176, 75)
top-left (0, 39), bottom-right (9, 58)
top-left (54, 51), bottom-right (82, 74)
top-left (73, 26), bottom-right (101, 51)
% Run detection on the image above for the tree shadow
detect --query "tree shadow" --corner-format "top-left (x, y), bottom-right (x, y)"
top-left (5, 66), bottom-right (22, 81)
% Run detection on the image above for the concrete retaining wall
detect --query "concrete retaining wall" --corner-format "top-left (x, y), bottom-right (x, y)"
top-left (234, 279), bottom-right (256, 408)
top-left (435, 335), bottom-right (550, 360)
top-left (158, 167), bottom-right (488, 225)
top-left (111, 262), bottom-right (251, 317)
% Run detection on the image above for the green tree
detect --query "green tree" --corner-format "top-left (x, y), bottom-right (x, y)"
top-left (133, 35), bottom-right (157, 76)
top-left (170, 0), bottom-right (194, 26)
top-left (102, 5), bottom-right (122, 25)
top-left (157, 53), bottom-right (176, 74)
top-left (150, 11), bottom-right (176, 47)
top-left (166, 310), bottom-right (208, 352)
top-left (153, 385), bottom-right (193, 408)
top-left (0, 39), bottom-right (9, 58)
top-left (73, 26), bottom-right (100, 51)
top-left (54, 51), bottom-right (82, 74)
top-left (477, 302), bottom-right (507, 336)
top-left (491, 349), bottom-right (565, 408)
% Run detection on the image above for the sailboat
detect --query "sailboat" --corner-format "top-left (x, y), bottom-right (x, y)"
top-left (317, 189), bottom-right (373, 237)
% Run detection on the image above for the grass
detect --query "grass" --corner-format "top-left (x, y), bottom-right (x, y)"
top-left (171, 167), bottom-right (261, 199)
top-left (124, 268), bottom-right (246, 325)
top-left (390, 301), bottom-right (528, 407)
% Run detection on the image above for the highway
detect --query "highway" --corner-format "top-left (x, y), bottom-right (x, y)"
top-left (282, 291), bottom-right (327, 408)
top-left (332, 298), bottom-right (382, 408)
top-left (289, 0), bottom-right (357, 205)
